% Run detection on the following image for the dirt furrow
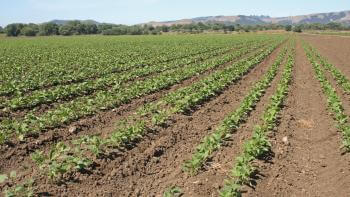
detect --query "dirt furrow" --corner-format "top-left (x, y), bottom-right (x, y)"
top-left (3, 46), bottom-right (238, 120)
top-left (175, 45), bottom-right (288, 197)
top-left (36, 43), bottom-right (288, 196)
top-left (0, 43), bottom-right (273, 176)
top-left (301, 34), bottom-right (350, 78)
top-left (248, 39), bottom-right (350, 197)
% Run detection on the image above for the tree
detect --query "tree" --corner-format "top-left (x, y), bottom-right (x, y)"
top-left (235, 24), bottom-right (242, 32)
top-left (85, 23), bottom-right (98, 34)
top-left (0, 26), bottom-right (3, 33)
top-left (59, 25), bottom-right (74, 36)
top-left (225, 25), bottom-right (235, 32)
top-left (5, 24), bottom-right (23, 36)
top-left (161, 25), bottom-right (169, 32)
top-left (285, 25), bottom-right (292, 31)
top-left (97, 23), bottom-right (114, 33)
top-left (326, 22), bottom-right (343, 30)
top-left (21, 26), bottom-right (37, 36)
top-left (38, 23), bottom-right (59, 36)
top-left (293, 25), bottom-right (302, 33)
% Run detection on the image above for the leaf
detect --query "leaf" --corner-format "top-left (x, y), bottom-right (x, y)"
top-left (0, 174), bottom-right (8, 183)
top-left (10, 171), bottom-right (17, 178)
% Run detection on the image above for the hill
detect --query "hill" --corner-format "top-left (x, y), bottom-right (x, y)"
top-left (146, 10), bottom-right (350, 26)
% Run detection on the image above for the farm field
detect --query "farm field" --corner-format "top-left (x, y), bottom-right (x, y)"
top-left (0, 33), bottom-right (350, 197)
top-left (307, 31), bottom-right (350, 37)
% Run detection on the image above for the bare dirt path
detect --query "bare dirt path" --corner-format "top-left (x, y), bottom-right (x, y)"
top-left (248, 38), bottom-right (350, 197)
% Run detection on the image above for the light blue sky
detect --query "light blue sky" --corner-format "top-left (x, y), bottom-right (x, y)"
top-left (1, 0), bottom-right (349, 27)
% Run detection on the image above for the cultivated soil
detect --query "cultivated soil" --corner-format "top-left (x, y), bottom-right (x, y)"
top-left (244, 37), bottom-right (350, 197)
top-left (1, 35), bottom-right (350, 197)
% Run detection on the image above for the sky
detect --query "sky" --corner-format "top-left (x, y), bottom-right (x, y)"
top-left (1, 0), bottom-right (349, 27)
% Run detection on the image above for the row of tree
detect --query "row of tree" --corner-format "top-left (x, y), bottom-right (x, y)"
top-left (1, 21), bottom-right (350, 37)
top-left (2, 21), bottom-right (100, 37)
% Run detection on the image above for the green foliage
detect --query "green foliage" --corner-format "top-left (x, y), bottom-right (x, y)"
top-left (59, 25), bottom-right (75, 36)
top-left (23, 35), bottom-right (285, 181)
top-left (220, 41), bottom-right (295, 196)
top-left (303, 42), bottom-right (350, 151)
top-left (163, 186), bottom-right (182, 197)
top-left (21, 26), bottom-right (37, 36)
top-left (293, 25), bottom-right (302, 33)
top-left (0, 171), bottom-right (34, 197)
top-left (182, 45), bottom-right (288, 175)
top-left (285, 25), bottom-right (292, 31)
top-left (0, 35), bottom-right (286, 145)
top-left (38, 23), bottom-right (59, 36)
top-left (5, 24), bottom-right (23, 37)
top-left (31, 142), bottom-right (91, 180)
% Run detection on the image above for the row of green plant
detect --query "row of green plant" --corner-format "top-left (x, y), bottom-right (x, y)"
top-left (2, 41), bottom-right (254, 111)
top-left (0, 35), bottom-right (265, 96)
top-left (220, 43), bottom-right (295, 197)
top-left (0, 171), bottom-right (34, 197)
top-left (307, 45), bottom-right (350, 94)
top-left (303, 42), bottom-right (350, 151)
top-left (0, 38), bottom-right (278, 144)
top-left (30, 39), bottom-right (283, 182)
top-left (181, 44), bottom-right (289, 175)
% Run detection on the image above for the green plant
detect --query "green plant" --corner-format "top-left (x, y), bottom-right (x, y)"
top-left (182, 45), bottom-right (288, 175)
top-left (31, 142), bottom-right (91, 180)
top-left (163, 186), bottom-right (183, 197)
top-left (220, 41), bottom-right (295, 196)
top-left (0, 171), bottom-right (34, 197)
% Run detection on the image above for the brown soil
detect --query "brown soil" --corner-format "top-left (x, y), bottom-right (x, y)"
top-left (0, 41), bottom-right (267, 162)
top-left (3, 45), bottom-right (237, 119)
top-left (0, 41), bottom-right (277, 191)
top-left (2, 35), bottom-right (350, 197)
top-left (0, 45), bottom-right (252, 172)
top-left (301, 34), bottom-right (350, 77)
top-left (245, 38), bottom-right (350, 197)
top-left (28, 41), bottom-right (285, 196)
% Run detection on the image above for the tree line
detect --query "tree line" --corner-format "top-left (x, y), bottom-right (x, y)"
top-left (1, 20), bottom-right (349, 37)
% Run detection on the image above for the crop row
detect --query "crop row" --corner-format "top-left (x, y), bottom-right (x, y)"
top-left (182, 44), bottom-right (289, 175)
top-left (220, 42), bottom-right (295, 197)
top-left (0, 35), bottom-right (265, 96)
top-left (0, 44), bottom-right (223, 97)
top-left (308, 45), bottom-right (350, 94)
top-left (303, 42), bottom-right (350, 151)
top-left (30, 38), bottom-right (284, 181)
top-left (0, 38), bottom-right (280, 144)
top-left (1, 41), bottom-right (258, 111)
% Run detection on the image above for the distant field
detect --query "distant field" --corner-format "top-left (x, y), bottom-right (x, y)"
top-left (307, 30), bottom-right (350, 36)
top-left (0, 34), bottom-right (349, 196)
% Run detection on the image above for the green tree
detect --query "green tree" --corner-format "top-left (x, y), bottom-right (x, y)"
top-left (293, 25), bottom-right (302, 33)
top-left (97, 23), bottom-right (114, 33)
top-left (85, 23), bottom-right (98, 34)
top-left (285, 25), bottom-right (292, 31)
top-left (326, 22), bottom-right (343, 30)
top-left (0, 26), bottom-right (3, 33)
top-left (5, 24), bottom-right (23, 36)
top-left (225, 25), bottom-right (235, 32)
top-left (21, 26), bottom-right (37, 36)
top-left (38, 23), bottom-right (59, 36)
top-left (161, 25), bottom-right (169, 32)
top-left (59, 25), bottom-right (74, 36)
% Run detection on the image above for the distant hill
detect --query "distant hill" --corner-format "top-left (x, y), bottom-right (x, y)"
top-left (48, 20), bottom-right (101, 25)
top-left (146, 10), bottom-right (350, 26)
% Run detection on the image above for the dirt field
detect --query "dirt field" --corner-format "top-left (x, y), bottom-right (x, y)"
top-left (1, 34), bottom-right (350, 197)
